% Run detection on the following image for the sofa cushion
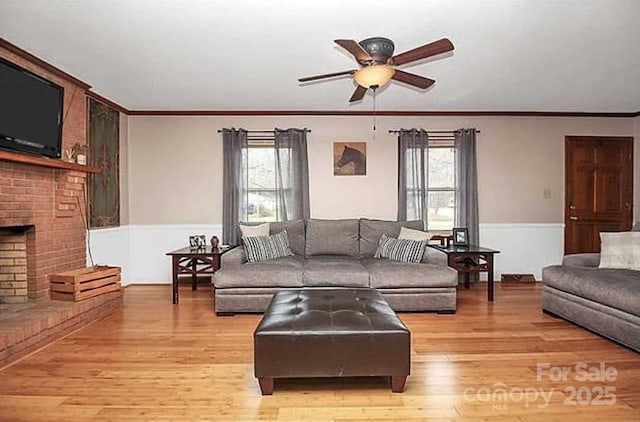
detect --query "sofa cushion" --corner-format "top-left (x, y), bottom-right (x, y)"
top-left (214, 256), bottom-right (303, 288)
top-left (359, 219), bottom-right (423, 258)
top-left (240, 222), bottom-right (270, 238)
top-left (364, 259), bottom-right (458, 289)
top-left (542, 265), bottom-right (640, 316)
top-left (270, 220), bottom-right (306, 256)
top-left (305, 219), bottom-right (359, 257)
top-left (303, 256), bottom-right (369, 287)
top-left (562, 253), bottom-right (601, 268)
top-left (399, 226), bottom-right (432, 242)
top-left (374, 234), bottom-right (427, 263)
top-left (243, 231), bottom-right (293, 263)
top-left (599, 232), bottom-right (640, 270)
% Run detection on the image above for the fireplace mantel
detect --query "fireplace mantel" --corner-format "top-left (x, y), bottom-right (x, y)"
top-left (0, 149), bottom-right (101, 173)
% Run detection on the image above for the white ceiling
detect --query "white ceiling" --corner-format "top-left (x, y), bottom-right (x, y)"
top-left (1, 0), bottom-right (639, 112)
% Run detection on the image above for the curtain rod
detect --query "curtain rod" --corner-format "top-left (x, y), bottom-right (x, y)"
top-left (388, 129), bottom-right (480, 134)
top-left (217, 129), bottom-right (311, 133)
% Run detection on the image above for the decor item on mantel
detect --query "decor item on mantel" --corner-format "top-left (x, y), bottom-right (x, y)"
top-left (73, 143), bottom-right (87, 165)
top-left (62, 148), bottom-right (75, 163)
top-left (49, 266), bottom-right (122, 302)
top-left (211, 235), bottom-right (220, 248)
top-left (334, 142), bottom-right (366, 176)
top-left (299, 37), bottom-right (454, 102)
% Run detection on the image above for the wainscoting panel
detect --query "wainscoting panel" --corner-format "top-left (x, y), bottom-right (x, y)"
top-left (479, 223), bottom-right (564, 280)
top-left (87, 226), bottom-right (131, 285)
top-left (90, 223), bottom-right (563, 285)
top-left (129, 225), bottom-right (223, 284)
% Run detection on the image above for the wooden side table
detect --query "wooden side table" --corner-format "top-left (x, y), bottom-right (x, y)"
top-left (166, 246), bottom-right (231, 304)
top-left (427, 244), bottom-right (501, 301)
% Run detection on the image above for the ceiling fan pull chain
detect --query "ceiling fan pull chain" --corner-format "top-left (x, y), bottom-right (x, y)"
top-left (373, 88), bottom-right (377, 131)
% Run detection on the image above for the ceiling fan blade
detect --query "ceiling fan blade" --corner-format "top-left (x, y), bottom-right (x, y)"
top-left (298, 70), bottom-right (355, 83)
top-left (349, 85), bottom-right (368, 102)
top-left (392, 70), bottom-right (435, 89)
top-left (335, 39), bottom-right (373, 63)
top-left (391, 38), bottom-right (454, 66)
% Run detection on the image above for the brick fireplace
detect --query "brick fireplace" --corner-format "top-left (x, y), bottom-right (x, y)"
top-left (0, 165), bottom-right (88, 301)
top-left (0, 41), bottom-right (89, 301)
top-left (0, 39), bottom-right (124, 368)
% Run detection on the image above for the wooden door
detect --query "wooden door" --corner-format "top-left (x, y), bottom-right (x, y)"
top-left (565, 136), bottom-right (633, 254)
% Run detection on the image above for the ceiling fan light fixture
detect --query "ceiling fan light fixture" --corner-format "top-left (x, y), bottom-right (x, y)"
top-left (353, 64), bottom-right (395, 89)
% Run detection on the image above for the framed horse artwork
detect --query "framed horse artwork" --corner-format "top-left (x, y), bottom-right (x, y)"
top-left (334, 142), bottom-right (367, 176)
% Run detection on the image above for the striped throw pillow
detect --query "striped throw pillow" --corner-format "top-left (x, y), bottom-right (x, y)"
top-left (243, 230), bottom-right (293, 263)
top-left (374, 233), bottom-right (427, 263)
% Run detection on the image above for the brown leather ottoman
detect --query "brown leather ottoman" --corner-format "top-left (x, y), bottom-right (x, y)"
top-left (254, 288), bottom-right (410, 394)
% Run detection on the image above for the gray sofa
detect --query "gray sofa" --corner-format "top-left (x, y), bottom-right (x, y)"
top-left (542, 252), bottom-right (640, 352)
top-left (213, 218), bottom-right (458, 315)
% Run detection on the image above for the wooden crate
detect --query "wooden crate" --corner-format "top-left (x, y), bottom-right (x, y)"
top-left (49, 266), bottom-right (121, 301)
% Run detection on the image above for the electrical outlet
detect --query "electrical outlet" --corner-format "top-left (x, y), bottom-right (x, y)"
top-left (543, 188), bottom-right (551, 199)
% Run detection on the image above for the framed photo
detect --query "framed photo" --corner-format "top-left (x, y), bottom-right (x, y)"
top-left (453, 227), bottom-right (469, 246)
top-left (333, 142), bottom-right (366, 176)
top-left (189, 235), bottom-right (207, 250)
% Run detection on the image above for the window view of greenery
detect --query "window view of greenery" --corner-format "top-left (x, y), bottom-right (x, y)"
top-left (406, 147), bottom-right (456, 232)
top-left (428, 147), bottom-right (456, 231)
top-left (244, 147), bottom-right (278, 222)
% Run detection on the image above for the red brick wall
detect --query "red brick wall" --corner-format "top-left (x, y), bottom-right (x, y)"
top-left (0, 46), bottom-right (88, 299)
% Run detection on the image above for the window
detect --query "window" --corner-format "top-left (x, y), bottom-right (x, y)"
top-left (222, 128), bottom-right (309, 245)
top-left (427, 145), bottom-right (456, 231)
top-left (243, 141), bottom-right (279, 222)
top-left (404, 140), bottom-right (456, 232)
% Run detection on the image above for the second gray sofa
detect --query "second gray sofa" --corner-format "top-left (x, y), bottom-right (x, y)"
top-left (542, 253), bottom-right (640, 352)
top-left (213, 218), bottom-right (458, 315)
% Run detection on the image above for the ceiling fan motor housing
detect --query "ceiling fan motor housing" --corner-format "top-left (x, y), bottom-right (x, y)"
top-left (358, 37), bottom-right (395, 63)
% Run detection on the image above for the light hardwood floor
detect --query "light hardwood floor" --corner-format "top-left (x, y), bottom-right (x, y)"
top-left (0, 283), bottom-right (638, 421)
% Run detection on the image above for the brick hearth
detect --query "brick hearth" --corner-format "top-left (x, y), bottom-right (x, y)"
top-left (0, 290), bottom-right (123, 368)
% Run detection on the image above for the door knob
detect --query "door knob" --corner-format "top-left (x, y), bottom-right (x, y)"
top-left (569, 205), bottom-right (576, 210)
top-left (569, 216), bottom-right (578, 221)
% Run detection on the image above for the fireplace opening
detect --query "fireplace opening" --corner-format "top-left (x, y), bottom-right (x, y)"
top-left (0, 226), bottom-right (32, 304)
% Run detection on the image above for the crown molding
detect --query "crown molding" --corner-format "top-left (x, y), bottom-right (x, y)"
top-left (86, 91), bottom-right (130, 115)
top-left (0, 37), bottom-right (91, 90)
top-left (126, 109), bottom-right (638, 118)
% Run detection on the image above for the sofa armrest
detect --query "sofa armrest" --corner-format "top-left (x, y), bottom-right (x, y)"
top-left (562, 253), bottom-right (600, 268)
top-left (422, 247), bottom-right (447, 267)
top-left (221, 246), bottom-right (246, 269)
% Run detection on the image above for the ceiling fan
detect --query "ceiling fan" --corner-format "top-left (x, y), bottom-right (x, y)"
top-left (299, 37), bottom-right (454, 102)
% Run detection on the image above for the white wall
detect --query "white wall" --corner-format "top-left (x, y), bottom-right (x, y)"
top-left (94, 114), bottom-right (636, 284)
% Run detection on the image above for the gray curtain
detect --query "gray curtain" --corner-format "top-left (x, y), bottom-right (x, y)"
top-left (397, 129), bottom-right (429, 229)
top-left (222, 128), bottom-right (248, 245)
top-left (274, 128), bottom-right (310, 221)
top-left (454, 128), bottom-right (479, 245)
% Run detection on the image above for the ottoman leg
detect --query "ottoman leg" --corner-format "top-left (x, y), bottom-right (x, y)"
top-left (258, 377), bottom-right (274, 395)
top-left (391, 375), bottom-right (407, 393)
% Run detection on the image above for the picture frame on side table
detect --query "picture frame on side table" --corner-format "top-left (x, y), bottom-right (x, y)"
top-left (453, 228), bottom-right (469, 246)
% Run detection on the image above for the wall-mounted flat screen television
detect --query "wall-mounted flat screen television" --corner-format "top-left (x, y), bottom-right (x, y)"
top-left (0, 56), bottom-right (64, 158)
